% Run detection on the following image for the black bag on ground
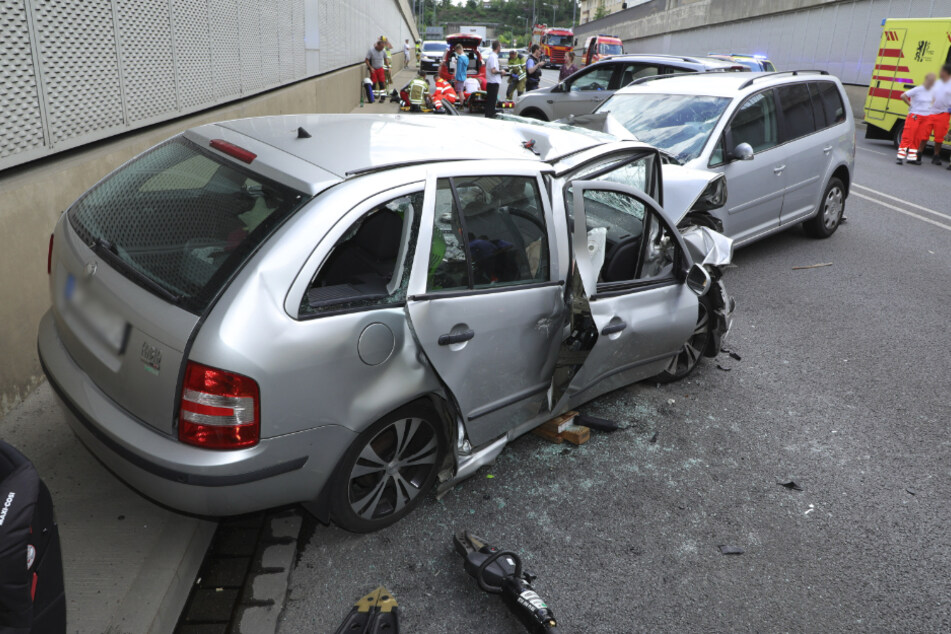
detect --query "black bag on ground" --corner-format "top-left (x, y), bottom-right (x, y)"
top-left (0, 441), bottom-right (66, 634)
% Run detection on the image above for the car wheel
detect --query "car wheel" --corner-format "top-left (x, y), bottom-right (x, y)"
top-left (892, 120), bottom-right (904, 150)
top-left (803, 177), bottom-right (845, 239)
top-left (651, 299), bottom-right (711, 384)
top-left (330, 404), bottom-right (445, 533)
top-left (521, 109), bottom-right (549, 122)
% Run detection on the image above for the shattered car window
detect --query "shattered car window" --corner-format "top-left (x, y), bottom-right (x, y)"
top-left (301, 192), bottom-right (421, 316)
top-left (601, 94), bottom-right (731, 163)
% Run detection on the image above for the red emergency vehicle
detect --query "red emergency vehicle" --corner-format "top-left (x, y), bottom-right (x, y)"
top-left (531, 24), bottom-right (574, 68)
top-left (580, 34), bottom-right (623, 66)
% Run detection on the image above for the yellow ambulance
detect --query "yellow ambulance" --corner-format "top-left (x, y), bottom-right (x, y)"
top-left (864, 17), bottom-right (951, 147)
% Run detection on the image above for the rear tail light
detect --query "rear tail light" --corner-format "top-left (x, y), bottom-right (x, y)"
top-left (179, 361), bottom-right (260, 449)
top-left (47, 233), bottom-right (54, 275)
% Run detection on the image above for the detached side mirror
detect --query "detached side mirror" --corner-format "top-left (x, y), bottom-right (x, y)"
top-left (729, 142), bottom-right (754, 162)
top-left (685, 263), bottom-right (711, 297)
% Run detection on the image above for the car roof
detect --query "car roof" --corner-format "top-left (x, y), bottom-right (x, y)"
top-left (596, 53), bottom-right (741, 70)
top-left (188, 114), bottom-right (614, 183)
top-left (612, 70), bottom-right (836, 98)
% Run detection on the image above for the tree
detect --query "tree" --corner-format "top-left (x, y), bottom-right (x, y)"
top-left (594, 0), bottom-right (608, 20)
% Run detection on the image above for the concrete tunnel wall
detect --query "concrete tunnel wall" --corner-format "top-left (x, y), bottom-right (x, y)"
top-left (0, 0), bottom-right (417, 416)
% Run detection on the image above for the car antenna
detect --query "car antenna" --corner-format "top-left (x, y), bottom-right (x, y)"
top-left (297, 126), bottom-right (312, 139)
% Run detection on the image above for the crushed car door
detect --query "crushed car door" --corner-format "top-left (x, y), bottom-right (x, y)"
top-left (556, 180), bottom-right (698, 409)
top-left (406, 164), bottom-right (565, 448)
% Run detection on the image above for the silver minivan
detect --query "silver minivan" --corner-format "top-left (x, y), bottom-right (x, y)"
top-left (39, 115), bottom-right (733, 532)
top-left (597, 71), bottom-right (856, 246)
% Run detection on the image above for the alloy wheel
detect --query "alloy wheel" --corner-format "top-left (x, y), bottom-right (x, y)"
top-left (823, 186), bottom-right (844, 231)
top-left (663, 302), bottom-right (710, 377)
top-left (347, 417), bottom-right (439, 521)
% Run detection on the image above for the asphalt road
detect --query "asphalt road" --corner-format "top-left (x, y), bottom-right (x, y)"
top-left (279, 125), bottom-right (951, 633)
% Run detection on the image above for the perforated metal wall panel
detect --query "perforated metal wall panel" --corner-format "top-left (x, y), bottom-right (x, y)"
top-left (117, 0), bottom-right (178, 122)
top-left (173, 0), bottom-right (214, 110)
top-left (1, 0), bottom-right (417, 171)
top-left (32, 0), bottom-right (124, 145)
top-left (0, 0), bottom-right (45, 161)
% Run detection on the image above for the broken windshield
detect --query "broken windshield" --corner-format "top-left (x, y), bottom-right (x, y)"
top-left (598, 94), bottom-right (731, 164)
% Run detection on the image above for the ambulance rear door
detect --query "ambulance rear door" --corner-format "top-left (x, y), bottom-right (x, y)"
top-left (865, 22), bottom-right (909, 123)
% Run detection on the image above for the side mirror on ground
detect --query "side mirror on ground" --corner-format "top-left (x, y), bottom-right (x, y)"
top-left (729, 142), bottom-right (755, 162)
top-left (685, 263), bottom-right (712, 297)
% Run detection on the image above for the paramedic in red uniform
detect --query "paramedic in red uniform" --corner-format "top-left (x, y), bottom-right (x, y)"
top-left (897, 73), bottom-right (937, 165)
top-left (916, 64), bottom-right (951, 167)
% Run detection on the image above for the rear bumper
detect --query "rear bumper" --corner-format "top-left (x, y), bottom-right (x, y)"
top-left (37, 310), bottom-right (356, 516)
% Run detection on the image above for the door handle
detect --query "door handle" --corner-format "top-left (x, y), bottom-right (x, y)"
top-left (600, 321), bottom-right (627, 336)
top-left (438, 329), bottom-right (475, 346)
top-left (773, 165), bottom-right (786, 174)
top-left (823, 145), bottom-right (833, 154)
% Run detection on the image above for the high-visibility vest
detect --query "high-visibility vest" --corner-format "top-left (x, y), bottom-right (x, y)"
top-left (433, 78), bottom-right (456, 108)
top-left (408, 78), bottom-right (429, 105)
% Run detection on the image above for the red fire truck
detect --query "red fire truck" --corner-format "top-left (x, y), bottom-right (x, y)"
top-left (531, 24), bottom-right (574, 68)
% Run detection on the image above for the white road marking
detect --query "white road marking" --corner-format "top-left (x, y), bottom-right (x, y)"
top-left (852, 192), bottom-right (951, 232)
top-left (857, 146), bottom-right (890, 157)
top-left (853, 184), bottom-right (951, 221)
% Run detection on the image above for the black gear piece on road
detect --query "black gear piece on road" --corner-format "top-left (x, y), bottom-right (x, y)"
top-left (0, 441), bottom-right (66, 634)
top-left (334, 586), bottom-right (399, 634)
top-left (454, 531), bottom-right (557, 634)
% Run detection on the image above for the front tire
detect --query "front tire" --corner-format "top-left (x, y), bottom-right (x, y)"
top-left (651, 299), bottom-right (711, 384)
top-left (803, 177), bottom-right (845, 239)
top-left (330, 404), bottom-right (445, 533)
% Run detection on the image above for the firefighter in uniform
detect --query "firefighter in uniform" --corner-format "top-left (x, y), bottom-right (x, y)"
top-left (506, 50), bottom-right (527, 101)
top-left (402, 71), bottom-right (432, 112)
top-left (415, 40), bottom-right (422, 66)
top-left (898, 73), bottom-right (938, 165)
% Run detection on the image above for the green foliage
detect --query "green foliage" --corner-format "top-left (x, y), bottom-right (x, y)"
top-left (593, 0), bottom-right (608, 20)
top-left (415, 0), bottom-right (579, 39)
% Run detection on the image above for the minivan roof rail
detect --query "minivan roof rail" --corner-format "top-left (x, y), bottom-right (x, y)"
top-left (738, 70), bottom-right (829, 90)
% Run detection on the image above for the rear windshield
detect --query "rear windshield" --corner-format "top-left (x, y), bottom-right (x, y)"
top-left (68, 137), bottom-right (308, 313)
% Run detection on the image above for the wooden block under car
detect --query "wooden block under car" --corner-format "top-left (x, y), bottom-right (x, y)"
top-left (532, 411), bottom-right (590, 445)
top-left (560, 424), bottom-right (590, 446)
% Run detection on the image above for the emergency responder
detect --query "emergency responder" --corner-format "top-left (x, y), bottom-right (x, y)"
top-left (406, 71), bottom-right (431, 112)
top-left (366, 40), bottom-right (388, 97)
top-left (506, 50), bottom-right (527, 100)
top-left (380, 36), bottom-right (394, 90)
top-left (526, 45), bottom-right (543, 91)
top-left (897, 73), bottom-right (937, 165)
top-left (916, 64), bottom-right (951, 166)
top-left (415, 40), bottom-right (422, 66)
top-left (432, 75), bottom-right (457, 112)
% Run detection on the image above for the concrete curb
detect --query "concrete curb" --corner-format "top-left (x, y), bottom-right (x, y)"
top-left (109, 518), bottom-right (217, 634)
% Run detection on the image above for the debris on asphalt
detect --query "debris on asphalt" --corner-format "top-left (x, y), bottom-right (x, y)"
top-left (716, 364), bottom-right (731, 372)
top-left (778, 481), bottom-right (803, 492)
top-left (454, 531), bottom-right (557, 634)
top-left (487, 474), bottom-right (495, 479)
top-left (721, 348), bottom-right (742, 361)
top-left (575, 413), bottom-right (619, 433)
top-left (791, 262), bottom-right (833, 270)
top-left (667, 399), bottom-right (676, 405)
top-left (718, 545), bottom-right (745, 555)
top-left (804, 504), bottom-right (815, 515)
top-left (333, 586), bottom-right (400, 634)
top-left (906, 488), bottom-right (917, 496)
top-left (649, 432), bottom-right (658, 444)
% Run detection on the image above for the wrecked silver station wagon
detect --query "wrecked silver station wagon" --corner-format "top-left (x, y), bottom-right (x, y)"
top-left (39, 115), bottom-right (734, 532)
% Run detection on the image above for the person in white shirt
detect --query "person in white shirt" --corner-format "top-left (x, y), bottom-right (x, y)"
top-left (484, 41), bottom-right (505, 119)
top-left (916, 64), bottom-right (951, 166)
top-left (897, 73), bottom-right (937, 165)
top-left (403, 39), bottom-right (411, 66)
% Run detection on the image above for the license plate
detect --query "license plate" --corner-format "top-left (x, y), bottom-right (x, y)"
top-left (65, 273), bottom-right (129, 353)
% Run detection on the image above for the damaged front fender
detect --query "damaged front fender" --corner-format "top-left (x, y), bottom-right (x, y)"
top-left (681, 226), bottom-right (735, 356)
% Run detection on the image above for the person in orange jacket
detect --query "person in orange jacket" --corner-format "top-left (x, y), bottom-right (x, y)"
top-left (432, 75), bottom-right (457, 112)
